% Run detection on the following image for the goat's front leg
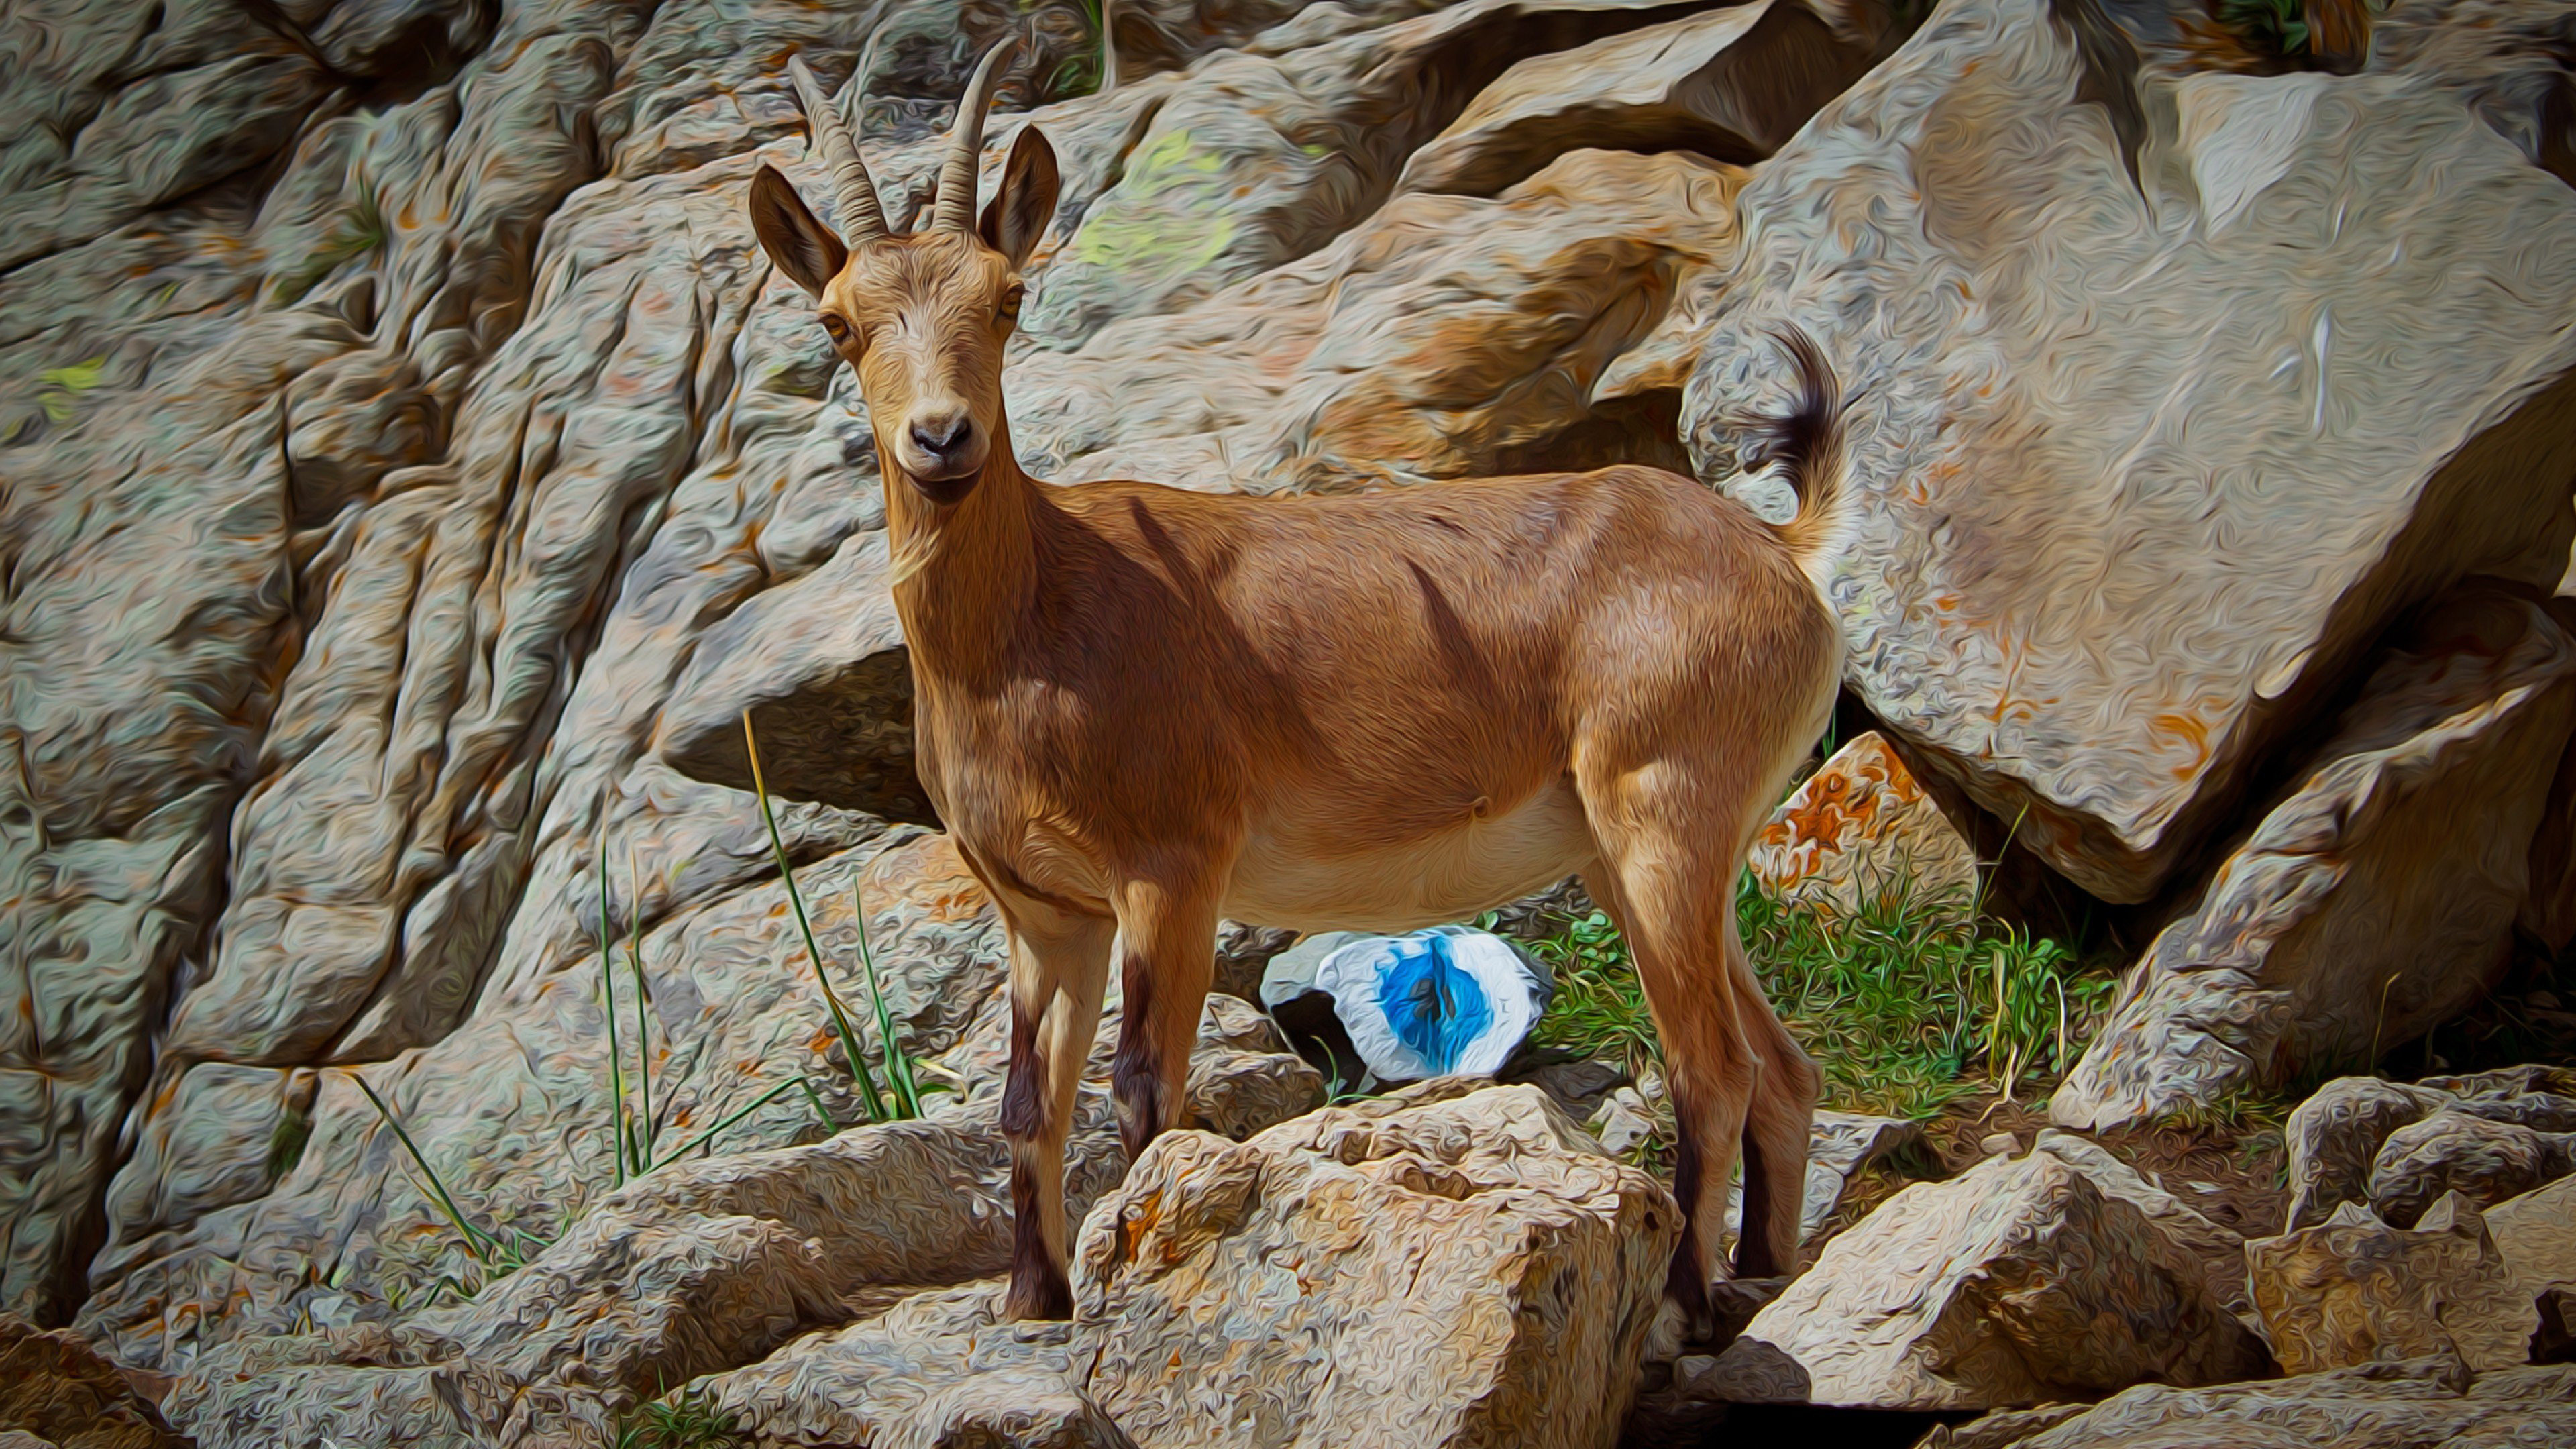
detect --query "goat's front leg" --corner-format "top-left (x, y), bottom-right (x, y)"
top-left (996, 900), bottom-right (1115, 1322)
top-left (1109, 875), bottom-right (1222, 1161)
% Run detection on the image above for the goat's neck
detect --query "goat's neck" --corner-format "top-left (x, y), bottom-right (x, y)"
top-left (880, 426), bottom-right (1042, 686)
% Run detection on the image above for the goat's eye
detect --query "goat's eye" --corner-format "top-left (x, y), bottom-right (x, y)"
top-left (998, 283), bottom-right (1024, 322)
top-left (819, 314), bottom-right (852, 345)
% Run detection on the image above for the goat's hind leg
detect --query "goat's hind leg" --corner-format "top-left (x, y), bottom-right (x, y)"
top-left (1576, 817), bottom-right (1760, 1332)
top-left (1108, 875), bottom-right (1222, 1160)
top-left (1727, 916), bottom-right (1819, 1279)
top-left (995, 898), bottom-right (1115, 1321)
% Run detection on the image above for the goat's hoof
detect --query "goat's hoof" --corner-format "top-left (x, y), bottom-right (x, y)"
top-left (1003, 1262), bottom-right (1075, 1322)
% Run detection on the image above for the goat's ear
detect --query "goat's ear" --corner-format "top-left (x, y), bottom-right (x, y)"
top-left (979, 127), bottom-right (1059, 270)
top-left (749, 165), bottom-right (849, 300)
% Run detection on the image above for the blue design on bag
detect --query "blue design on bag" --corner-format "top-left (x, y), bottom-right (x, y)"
top-left (1373, 932), bottom-right (1492, 1075)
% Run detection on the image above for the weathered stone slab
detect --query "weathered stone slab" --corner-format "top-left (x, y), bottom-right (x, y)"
top-left (1921, 1358), bottom-right (2576, 1449)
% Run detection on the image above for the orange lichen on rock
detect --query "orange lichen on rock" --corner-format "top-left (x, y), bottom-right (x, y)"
top-left (1750, 731), bottom-right (1979, 915)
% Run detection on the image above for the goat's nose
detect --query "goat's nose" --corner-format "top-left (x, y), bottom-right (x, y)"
top-left (910, 411), bottom-right (973, 457)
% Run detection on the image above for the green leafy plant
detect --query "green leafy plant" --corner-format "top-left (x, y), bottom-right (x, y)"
top-left (596, 833), bottom-right (841, 1183)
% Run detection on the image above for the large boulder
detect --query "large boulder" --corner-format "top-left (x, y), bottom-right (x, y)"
top-left (704, 1083), bottom-right (1675, 1449)
top-left (1679, 0), bottom-right (2576, 906)
top-left (1699, 1145), bottom-right (2267, 1410)
top-left (1919, 1358), bottom-right (2576, 1449)
top-left (2051, 589), bottom-right (2576, 1130)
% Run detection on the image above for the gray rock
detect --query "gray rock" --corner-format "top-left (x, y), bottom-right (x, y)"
top-left (1680, 0), bottom-right (2576, 905)
top-left (2486, 1173), bottom-right (2576, 1315)
top-left (2052, 589), bottom-right (2576, 1130)
top-left (653, 532), bottom-right (932, 826)
top-left (1019, 0), bottom-right (1742, 351)
top-left (1590, 1087), bottom-right (1662, 1159)
top-left (0, 1313), bottom-right (186, 1449)
top-left (1395, 0), bottom-right (1896, 197)
top-left (1723, 1108), bottom-right (1927, 1245)
top-left (2032, 1129), bottom-right (2251, 1316)
top-left (1702, 1149), bottom-right (2267, 1409)
top-left (2369, 1110), bottom-right (2576, 1228)
top-left (2279, 1069), bottom-right (2576, 1230)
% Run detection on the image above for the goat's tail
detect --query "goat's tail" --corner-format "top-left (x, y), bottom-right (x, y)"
top-left (1739, 323), bottom-right (1849, 580)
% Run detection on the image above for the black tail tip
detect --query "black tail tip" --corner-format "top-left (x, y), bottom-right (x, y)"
top-left (1736, 323), bottom-right (1840, 483)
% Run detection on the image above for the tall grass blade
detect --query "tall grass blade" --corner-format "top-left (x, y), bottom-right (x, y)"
top-left (851, 883), bottom-right (922, 1118)
top-left (629, 847), bottom-right (657, 1169)
top-left (662, 1077), bottom-right (820, 1163)
top-left (598, 835), bottom-right (628, 1185)
top-left (353, 1073), bottom-right (494, 1263)
top-left (742, 712), bottom-right (890, 1122)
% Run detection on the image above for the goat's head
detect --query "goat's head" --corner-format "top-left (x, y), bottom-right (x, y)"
top-left (748, 40), bottom-right (1059, 505)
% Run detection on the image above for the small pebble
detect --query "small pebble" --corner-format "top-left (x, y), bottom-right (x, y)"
top-left (1979, 1131), bottom-right (2019, 1157)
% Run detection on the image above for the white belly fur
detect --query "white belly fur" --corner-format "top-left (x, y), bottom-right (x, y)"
top-left (1220, 781), bottom-right (1595, 934)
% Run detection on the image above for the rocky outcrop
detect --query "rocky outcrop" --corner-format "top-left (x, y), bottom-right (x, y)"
top-left (1921, 1358), bottom-right (2576, 1449)
top-left (1679, 0), bottom-right (2576, 907)
top-left (1700, 1145), bottom-right (2267, 1410)
top-left (703, 1084), bottom-right (1674, 1449)
top-left (2052, 590), bottom-right (2576, 1130)
top-left (156, 952), bottom-right (1320, 1447)
top-left (1748, 731), bottom-right (1979, 916)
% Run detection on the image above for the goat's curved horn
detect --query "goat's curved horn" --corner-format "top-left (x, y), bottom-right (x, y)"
top-left (786, 54), bottom-right (892, 245)
top-left (934, 36), bottom-right (1019, 233)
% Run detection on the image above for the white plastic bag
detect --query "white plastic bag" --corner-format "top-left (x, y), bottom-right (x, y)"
top-left (1263, 924), bottom-right (1552, 1083)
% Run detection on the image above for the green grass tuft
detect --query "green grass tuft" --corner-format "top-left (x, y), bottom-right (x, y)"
top-left (272, 173), bottom-right (390, 306)
top-left (615, 1382), bottom-right (743, 1449)
top-left (2217, 0), bottom-right (2311, 56)
top-left (1510, 873), bottom-right (2112, 1122)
